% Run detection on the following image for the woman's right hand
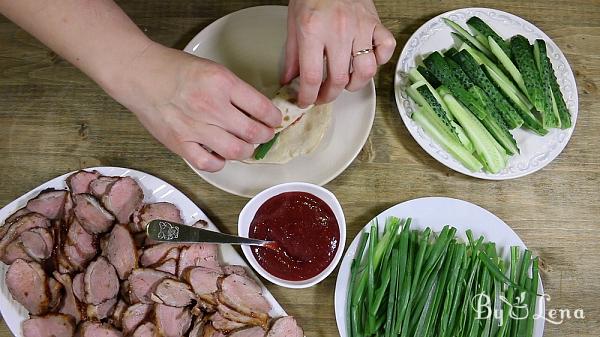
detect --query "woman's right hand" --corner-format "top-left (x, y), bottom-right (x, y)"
top-left (107, 42), bottom-right (282, 172)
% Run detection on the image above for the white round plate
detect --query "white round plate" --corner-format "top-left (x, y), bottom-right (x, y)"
top-left (394, 7), bottom-right (578, 179)
top-left (334, 197), bottom-right (545, 337)
top-left (0, 167), bottom-right (286, 337)
top-left (183, 6), bottom-right (376, 197)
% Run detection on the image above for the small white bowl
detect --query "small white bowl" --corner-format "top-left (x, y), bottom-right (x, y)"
top-left (238, 182), bottom-right (346, 288)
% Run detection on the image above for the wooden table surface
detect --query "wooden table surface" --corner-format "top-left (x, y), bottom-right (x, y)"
top-left (0, 0), bottom-right (599, 336)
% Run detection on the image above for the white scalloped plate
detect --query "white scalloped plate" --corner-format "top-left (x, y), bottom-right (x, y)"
top-left (334, 197), bottom-right (545, 337)
top-left (0, 167), bottom-right (286, 337)
top-left (394, 7), bottom-right (578, 179)
top-left (183, 6), bottom-right (376, 197)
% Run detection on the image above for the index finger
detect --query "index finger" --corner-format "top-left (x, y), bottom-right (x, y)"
top-left (297, 38), bottom-right (324, 108)
top-left (230, 80), bottom-right (282, 128)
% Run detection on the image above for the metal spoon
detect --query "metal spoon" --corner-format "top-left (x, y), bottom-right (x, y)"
top-left (146, 219), bottom-right (277, 249)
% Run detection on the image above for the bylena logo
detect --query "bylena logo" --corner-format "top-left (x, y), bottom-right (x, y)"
top-left (471, 292), bottom-right (585, 326)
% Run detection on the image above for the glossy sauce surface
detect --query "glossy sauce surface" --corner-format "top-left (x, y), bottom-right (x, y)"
top-left (249, 192), bottom-right (339, 281)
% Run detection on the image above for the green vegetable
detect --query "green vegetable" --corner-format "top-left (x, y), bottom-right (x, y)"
top-left (253, 133), bottom-right (280, 160)
top-left (442, 92), bottom-right (506, 173)
top-left (416, 65), bottom-right (441, 88)
top-left (459, 43), bottom-right (534, 111)
top-left (443, 18), bottom-right (494, 59)
top-left (424, 52), bottom-right (488, 120)
top-left (466, 16), bottom-right (511, 56)
top-left (451, 49), bottom-right (524, 129)
top-left (533, 39), bottom-right (572, 129)
top-left (407, 82), bottom-right (474, 152)
top-left (488, 37), bottom-right (528, 96)
top-left (484, 65), bottom-right (548, 135)
top-left (441, 52), bottom-right (519, 155)
top-left (469, 86), bottom-right (519, 155)
top-left (511, 35), bottom-right (557, 128)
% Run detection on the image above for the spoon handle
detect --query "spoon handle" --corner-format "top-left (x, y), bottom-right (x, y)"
top-left (146, 219), bottom-right (271, 247)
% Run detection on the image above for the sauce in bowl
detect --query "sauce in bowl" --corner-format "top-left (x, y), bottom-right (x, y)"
top-left (249, 191), bottom-right (340, 281)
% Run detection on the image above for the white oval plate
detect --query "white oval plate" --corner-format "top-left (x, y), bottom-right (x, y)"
top-left (334, 197), bottom-right (545, 337)
top-left (394, 7), bottom-right (578, 179)
top-left (183, 5), bottom-right (376, 197)
top-left (0, 167), bottom-right (286, 337)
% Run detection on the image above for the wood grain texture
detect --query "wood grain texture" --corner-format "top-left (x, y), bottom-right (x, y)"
top-left (0, 0), bottom-right (599, 336)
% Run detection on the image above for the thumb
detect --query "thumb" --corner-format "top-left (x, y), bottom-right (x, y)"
top-left (281, 14), bottom-right (299, 84)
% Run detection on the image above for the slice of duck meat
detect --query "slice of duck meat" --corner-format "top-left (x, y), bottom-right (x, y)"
top-left (140, 244), bottom-right (182, 267)
top-left (6, 259), bottom-right (50, 315)
top-left (1, 241), bottom-right (32, 264)
top-left (230, 327), bottom-right (267, 337)
top-left (21, 227), bottom-right (53, 261)
top-left (210, 311), bottom-right (246, 332)
top-left (84, 256), bottom-right (120, 305)
top-left (22, 314), bottom-right (76, 337)
top-left (67, 218), bottom-right (97, 259)
top-left (222, 265), bottom-right (247, 277)
top-left (122, 303), bottom-right (152, 335)
top-left (216, 304), bottom-right (265, 327)
top-left (72, 272), bottom-right (85, 302)
top-left (0, 213), bottom-right (49, 256)
top-left (178, 244), bottom-right (219, 277)
top-left (266, 317), bottom-right (303, 337)
top-left (73, 194), bottom-right (115, 234)
top-left (132, 202), bottom-right (183, 233)
top-left (87, 296), bottom-right (118, 320)
top-left (90, 176), bottom-right (120, 198)
top-left (151, 279), bottom-right (195, 307)
top-left (54, 272), bottom-right (84, 324)
top-left (217, 274), bottom-right (271, 322)
top-left (188, 317), bottom-right (205, 337)
top-left (154, 258), bottom-right (178, 275)
top-left (66, 170), bottom-right (101, 195)
top-left (63, 242), bottom-right (92, 272)
top-left (132, 322), bottom-right (159, 337)
top-left (105, 224), bottom-right (137, 279)
top-left (4, 207), bottom-right (31, 225)
top-left (79, 322), bottom-right (123, 337)
top-left (128, 268), bottom-right (173, 304)
top-left (109, 299), bottom-right (127, 328)
top-left (26, 189), bottom-right (68, 220)
top-left (201, 324), bottom-right (226, 337)
top-left (101, 177), bottom-right (143, 224)
top-left (184, 267), bottom-right (222, 302)
top-left (154, 304), bottom-right (192, 337)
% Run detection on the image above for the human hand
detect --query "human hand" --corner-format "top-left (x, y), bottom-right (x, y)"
top-left (283, 0), bottom-right (396, 107)
top-left (109, 43), bottom-right (282, 172)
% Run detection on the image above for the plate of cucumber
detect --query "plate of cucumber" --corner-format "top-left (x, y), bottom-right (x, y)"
top-left (394, 7), bottom-right (578, 179)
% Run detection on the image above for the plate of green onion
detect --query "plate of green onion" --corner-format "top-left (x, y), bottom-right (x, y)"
top-left (334, 197), bottom-right (544, 337)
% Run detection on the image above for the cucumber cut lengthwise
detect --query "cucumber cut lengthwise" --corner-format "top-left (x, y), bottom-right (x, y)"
top-left (412, 107), bottom-right (483, 172)
top-left (466, 16), bottom-right (511, 56)
top-left (406, 81), bottom-right (474, 153)
top-left (469, 86), bottom-right (519, 155)
top-left (533, 39), bottom-right (572, 129)
top-left (443, 18), bottom-right (495, 59)
top-left (423, 52), bottom-right (488, 120)
top-left (488, 37), bottom-right (528, 97)
top-left (415, 84), bottom-right (475, 152)
top-left (441, 92), bottom-right (506, 174)
top-left (511, 35), bottom-right (558, 129)
top-left (451, 50), bottom-right (523, 129)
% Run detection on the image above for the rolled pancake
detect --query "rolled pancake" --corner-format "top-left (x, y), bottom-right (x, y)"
top-left (271, 78), bottom-right (312, 133)
top-left (245, 103), bottom-right (332, 164)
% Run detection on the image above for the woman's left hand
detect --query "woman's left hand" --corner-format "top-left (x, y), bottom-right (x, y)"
top-left (283, 0), bottom-right (396, 107)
